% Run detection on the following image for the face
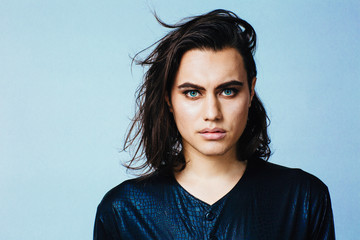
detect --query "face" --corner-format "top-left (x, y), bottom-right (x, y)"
top-left (168, 48), bottom-right (256, 160)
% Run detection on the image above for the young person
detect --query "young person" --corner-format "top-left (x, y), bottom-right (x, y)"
top-left (94, 9), bottom-right (335, 239)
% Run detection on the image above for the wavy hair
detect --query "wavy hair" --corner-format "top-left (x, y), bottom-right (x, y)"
top-left (123, 9), bottom-right (271, 175)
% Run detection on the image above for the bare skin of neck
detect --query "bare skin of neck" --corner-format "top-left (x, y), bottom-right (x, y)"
top-left (174, 148), bottom-right (247, 205)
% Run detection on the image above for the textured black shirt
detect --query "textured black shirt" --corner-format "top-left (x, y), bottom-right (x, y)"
top-left (94, 159), bottom-right (335, 239)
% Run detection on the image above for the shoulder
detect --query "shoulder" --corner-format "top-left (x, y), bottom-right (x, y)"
top-left (247, 159), bottom-right (333, 221)
top-left (96, 173), bottom-right (171, 216)
top-left (245, 160), bottom-right (335, 238)
top-left (248, 159), bottom-right (330, 196)
top-left (94, 173), bottom-right (174, 238)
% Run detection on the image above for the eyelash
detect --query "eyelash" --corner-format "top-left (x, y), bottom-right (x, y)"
top-left (221, 88), bottom-right (238, 96)
top-left (183, 88), bottom-right (239, 98)
top-left (184, 90), bottom-right (200, 98)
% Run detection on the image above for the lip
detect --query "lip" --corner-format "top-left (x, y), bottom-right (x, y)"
top-left (199, 128), bottom-right (226, 140)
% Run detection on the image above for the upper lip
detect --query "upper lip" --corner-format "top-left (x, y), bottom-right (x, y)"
top-left (199, 128), bottom-right (226, 133)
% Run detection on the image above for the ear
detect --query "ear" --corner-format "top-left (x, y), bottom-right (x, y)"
top-left (249, 77), bottom-right (257, 107)
top-left (165, 93), bottom-right (173, 113)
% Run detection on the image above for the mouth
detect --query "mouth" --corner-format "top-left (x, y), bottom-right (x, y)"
top-left (199, 128), bottom-right (226, 140)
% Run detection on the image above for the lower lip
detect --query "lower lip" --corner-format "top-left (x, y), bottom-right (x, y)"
top-left (200, 132), bottom-right (226, 140)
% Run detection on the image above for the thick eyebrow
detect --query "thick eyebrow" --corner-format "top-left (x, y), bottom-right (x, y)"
top-left (177, 82), bottom-right (206, 91)
top-left (215, 80), bottom-right (244, 90)
top-left (177, 80), bottom-right (243, 90)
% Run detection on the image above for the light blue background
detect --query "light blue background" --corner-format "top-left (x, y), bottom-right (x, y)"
top-left (1, 0), bottom-right (359, 239)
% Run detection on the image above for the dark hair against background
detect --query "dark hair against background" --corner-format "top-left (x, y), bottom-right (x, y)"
top-left (123, 9), bottom-right (271, 175)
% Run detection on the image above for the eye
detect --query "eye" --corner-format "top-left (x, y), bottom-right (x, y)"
top-left (185, 90), bottom-right (200, 98)
top-left (221, 89), bottom-right (237, 96)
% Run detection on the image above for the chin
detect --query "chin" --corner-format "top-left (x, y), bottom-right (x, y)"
top-left (199, 146), bottom-right (232, 157)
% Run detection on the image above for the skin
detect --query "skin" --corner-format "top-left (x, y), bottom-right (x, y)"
top-left (167, 48), bottom-right (256, 205)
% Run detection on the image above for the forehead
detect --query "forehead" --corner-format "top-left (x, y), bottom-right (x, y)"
top-left (174, 48), bottom-right (247, 86)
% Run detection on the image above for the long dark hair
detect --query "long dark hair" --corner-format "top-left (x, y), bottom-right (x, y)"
top-left (123, 9), bottom-right (271, 175)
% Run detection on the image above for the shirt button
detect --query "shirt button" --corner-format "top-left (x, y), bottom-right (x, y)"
top-left (205, 211), bottom-right (215, 221)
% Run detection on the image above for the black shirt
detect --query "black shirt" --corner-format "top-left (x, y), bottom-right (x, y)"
top-left (94, 159), bottom-right (335, 239)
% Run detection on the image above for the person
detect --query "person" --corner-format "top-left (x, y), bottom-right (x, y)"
top-left (94, 9), bottom-right (335, 239)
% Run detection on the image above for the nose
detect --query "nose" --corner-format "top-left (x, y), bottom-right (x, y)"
top-left (203, 94), bottom-right (222, 121)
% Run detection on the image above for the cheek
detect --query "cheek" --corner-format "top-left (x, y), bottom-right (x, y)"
top-left (173, 103), bottom-right (200, 138)
top-left (171, 102), bottom-right (199, 130)
top-left (226, 100), bottom-right (250, 128)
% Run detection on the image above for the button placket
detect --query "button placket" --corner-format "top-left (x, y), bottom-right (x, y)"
top-left (205, 211), bottom-right (215, 221)
top-left (204, 209), bottom-right (216, 239)
top-left (209, 235), bottom-right (217, 240)
top-left (203, 204), bottom-right (221, 240)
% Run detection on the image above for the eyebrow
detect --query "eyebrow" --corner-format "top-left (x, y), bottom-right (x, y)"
top-left (177, 80), bottom-right (243, 90)
top-left (216, 80), bottom-right (244, 90)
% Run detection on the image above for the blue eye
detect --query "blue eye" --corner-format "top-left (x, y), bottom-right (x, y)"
top-left (223, 89), bottom-right (233, 96)
top-left (187, 90), bottom-right (199, 97)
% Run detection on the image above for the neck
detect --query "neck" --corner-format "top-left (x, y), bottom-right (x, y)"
top-left (173, 148), bottom-right (247, 205)
top-left (176, 148), bottom-right (246, 180)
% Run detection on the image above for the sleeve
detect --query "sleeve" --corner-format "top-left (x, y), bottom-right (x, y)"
top-left (93, 206), bottom-right (111, 240)
top-left (309, 184), bottom-right (335, 240)
top-left (93, 203), bottom-right (122, 240)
